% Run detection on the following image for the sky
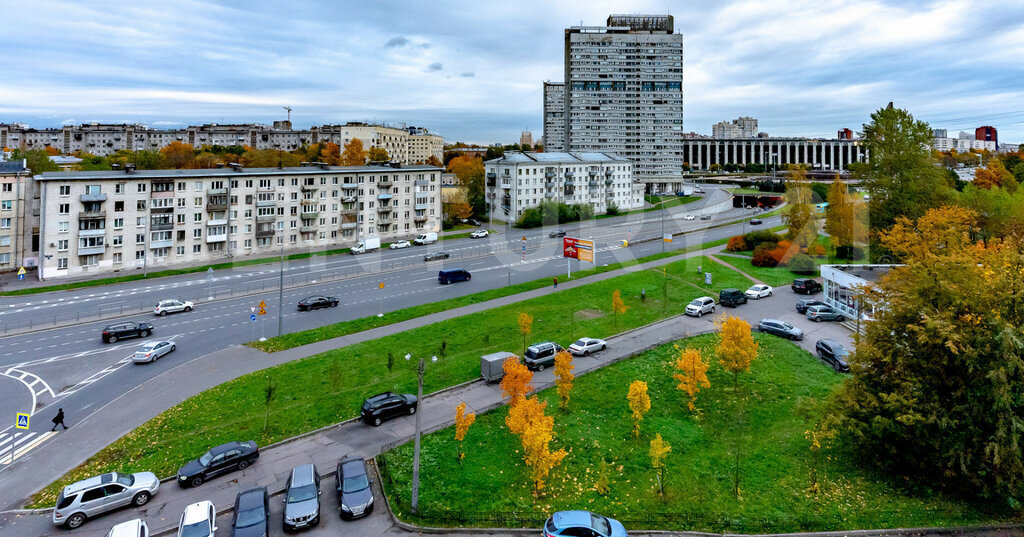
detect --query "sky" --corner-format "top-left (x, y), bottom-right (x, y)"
top-left (2, 0), bottom-right (1023, 145)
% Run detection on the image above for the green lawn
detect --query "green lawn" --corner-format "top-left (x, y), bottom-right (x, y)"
top-left (28, 254), bottom-right (752, 508)
top-left (379, 335), bottom-right (1004, 533)
top-left (714, 254), bottom-right (815, 287)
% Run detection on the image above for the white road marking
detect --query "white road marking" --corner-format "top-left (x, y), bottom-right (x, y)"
top-left (0, 432), bottom-right (59, 465)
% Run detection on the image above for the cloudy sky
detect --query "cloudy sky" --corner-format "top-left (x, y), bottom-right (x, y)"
top-left (2, 0), bottom-right (1023, 144)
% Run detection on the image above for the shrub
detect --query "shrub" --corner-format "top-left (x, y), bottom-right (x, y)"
top-left (726, 235), bottom-right (748, 252)
top-left (752, 242), bottom-right (778, 267)
top-left (743, 230), bottom-right (779, 250)
top-left (605, 203), bottom-right (621, 216)
top-left (807, 243), bottom-right (826, 257)
top-left (516, 208), bottom-right (543, 228)
top-left (786, 253), bottom-right (817, 274)
top-left (770, 240), bottom-right (795, 265)
top-left (835, 245), bottom-right (865, 260)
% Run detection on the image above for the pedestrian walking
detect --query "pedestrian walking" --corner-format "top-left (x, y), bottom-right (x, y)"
top-left (51, 408), bottom-right (68, 431)
top-left (553, 276), bottom-right (558, 290)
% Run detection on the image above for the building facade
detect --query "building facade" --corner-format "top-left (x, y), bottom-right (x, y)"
top-left (712, 117), bottom-right (758, 139)
top-left (561, 15), bottom-right (684, 179)
top-left (542, 82), bottom-right (566, 152)
top-left (484, 152), bottom-right (641, 218)
top-left (520, 132), bottom-right (533, 147)
top-left (975, 125), bottom-right (997, 146)
top-left (0, 160), bottom-right (33, 270)
top-left (820, 264), bottom-right (895, 321)
top-left (33, 164), bottom-right (442, 279)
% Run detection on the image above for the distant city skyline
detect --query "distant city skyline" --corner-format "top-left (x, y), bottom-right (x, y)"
top-left (2, 0), bottom-right (1023, 144)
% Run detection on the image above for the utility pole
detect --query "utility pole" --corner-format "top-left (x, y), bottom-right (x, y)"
top-left (277, 242), bottom-right (284, 336)
top-left (410, 355), bottom-right (432, 513)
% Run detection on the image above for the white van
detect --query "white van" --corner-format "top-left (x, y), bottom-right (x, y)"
top-left (414, 232), bottom-right (438, 245)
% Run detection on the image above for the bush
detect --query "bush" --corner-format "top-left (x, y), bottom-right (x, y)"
top-left (752, 242), bottom-right (779, 267)
top-left (605, 203), bottom-right (621, 216)
top-left (786, 253), bottom-right (817, 274)
top-left (744, 230), bottom-right (779, 250)
top-left (835, 245), bottom-right (865, 260)
top-left (771, 240), bottom-right (795, 266)
top-left (807, 243), bottom-right (826, 257)
top-left (516, 208), bottom-right (543, 228)
top-left (726, 235), bottom-right (748, 252)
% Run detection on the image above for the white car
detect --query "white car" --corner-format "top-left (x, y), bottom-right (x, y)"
top-left (107, 519), bottom-right (149, 537)
top-left (685, 296), bottom-right (716, 317)
top-left (568, 337), bottom-right (607, 356)
top-left (154, 299), bottom-right (193, 316)
top-left (683, 214), bottom-right (695, 221)
top-left (389, 240), bottom-right (411, 250)
top-left (470, 230), bottom-right (489, 239)
top-left (178, 501), bottom-right (216, 537)
top-left (132, 341), bottom-right (176, 363)
top-left (745, 284), bottom-right (773, 299)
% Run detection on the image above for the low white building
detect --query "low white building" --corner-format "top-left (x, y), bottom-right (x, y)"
top-left (484, 152), bottom-right (640, 218)
top-left (819, 264), bottom-right (898, 320)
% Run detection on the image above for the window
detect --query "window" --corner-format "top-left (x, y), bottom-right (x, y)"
top-left (113, 252), bottom-right (122, 264)
top-left (136, 200), bottom-right (147, 210)
top-left (56, 221), bottom-right (68, 232)
top-left (176, 213), bottom-right (185, 224)
top-left (194, 213), bottom-right (202, 223)
top-left (136, 233), bottom-right (145, 244)
top-left (193, 244), bottom-right (202, 253)
top-left (194, 197), bottom-right (202, 207)
top-left (137, 183), bottom-right (147, 193)
top-left (81, 254), bottom-right (99, 267)
top-left (59, 185), bottom-right (71, 196)
top-left (115, 183), bottom-right (124, 194)
top-left (57, 257), bottom-right (68, 269)
top-left (113, 218), bottom-right (123, 229)
top-left (136, 217), bottom-right (146, 228)
top-left (176, 246), bottom-right (185, 256)
top-left (177, 182), bottom-right (186, 191)
top-left (112, 235), bottom-right (122, 246)
top-left (151, 231), bottom-right (171, 242)
top-left (0, 200), bottom-right (11, 210)
top-left (152, 247), bottom-right (169, 258)
top-left (177, 198), bottom-right (186, 207)
top-left (58, 203), bottom-right (69, 214)
top-left (136, 250), bottom-right (146, 260)
top-left (244, 239), bottom-right (252, 248)
top-left (1, 183), bottom-right (9, 192)
top-left (259, 179), bottom-right (271, 189)
top-left (193, 229), bottom-right (202, 238)
top-left (56, 239), bottom-right (67, 251)
top-left (194, 181), bottom-right (203, 191)
top-left (0, 252), bottom-right (7, 264)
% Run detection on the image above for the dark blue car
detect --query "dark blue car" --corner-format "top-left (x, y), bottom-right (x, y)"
top-left (438, 269), bottom-right (471, 284)
top-left (231, 487), bottom-right (269, 537)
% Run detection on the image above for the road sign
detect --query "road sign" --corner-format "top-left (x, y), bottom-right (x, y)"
top-left (378, 282), bottom-right (385, 289)
top-left (663, 233), bottom-right (673, 242)
top-left (250, 306), bottom-right (256, 313)
top-left (563, 237), bottom-right (578, 259)
top-left (257, 300), bottom-right (267, 315)
top-left (15, 413), bottom-right (29, 429)
top-left (250, 314), bottom-right (257, 323)
top-left (17, 267), bottom-right (26, 280)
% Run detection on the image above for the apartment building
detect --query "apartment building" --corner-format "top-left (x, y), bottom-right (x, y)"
top-left (712, 117), bottom-right (759, 138)
top-left (33, 164), bottom-right (442, 280)
top-left (0, 160), bottom-right (33, 270)
top-left (484, 152), bottom-right (641, 218)
top-left (542, 82), bottom-right (566, 151)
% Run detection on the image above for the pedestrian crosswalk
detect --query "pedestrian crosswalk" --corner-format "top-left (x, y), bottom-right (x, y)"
top-left (0, 431), bottom-right (58, 465)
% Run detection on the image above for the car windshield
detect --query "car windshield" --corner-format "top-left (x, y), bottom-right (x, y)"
top-left (781, 322), bottom-right (795, 330)
top-left (179, 521), bottom-right (211, 537)
top-left (688, 299), bottom-right (703, 307)
top-left (342, 473), bottom-right (369, 493)
top-left (287, 484), bottom-right (318, 503)
top-left (116, 473), bottom-right (134, 486)
top-left (235, 506), bottom-right (265, 528)
top-left (835, 346), bottom-right (850, 358)
top-left (198, 450), bottom-right (213, 467)
top-left (139, 343), bottom-right (157, 351)
top-left (591, 514), bottom-right (611, 535)
top-left (573, 339), bottom-right (588, 347)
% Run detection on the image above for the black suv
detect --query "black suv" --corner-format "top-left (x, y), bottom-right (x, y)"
top-left (792, 278), bottom-right (823, 295)
top-left (719, 288), bottom-right (748, 307)
top-left (361, 392), bottom-right (417, 426)
top-left (524, 341), bottom-right (564, 371)
top-left (101, 321), bottom-right (154, 343)
top-left (177, 440), bottom-right (259, 488)
top-left (795, 299), bottom-right (826, 314)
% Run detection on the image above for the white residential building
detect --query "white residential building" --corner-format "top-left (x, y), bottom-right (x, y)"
top-left (484, 152), bottom-right (640, 218)
top-left (932, 136), bottom-right (997, 152)
top-left (542, 82), bottom-right (565, 151)
top-left (712, 117), bottom-right (759, 138)
top-left (0, 160), bottom-right (33, 270)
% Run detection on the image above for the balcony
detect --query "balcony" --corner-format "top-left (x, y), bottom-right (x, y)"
top-left (78, 245), bottom-right (105, 256)
top-left (207, 188), bottom-right (227, 196)
top-left (300, 225), bottom-right (318, 233)
top-left (300, 211), bottom-right (319, 219)
top-left (342, 182), bottom-right (357, 189)
top-left (589, 181), bottom-right (600, 188)
top-left (605, 178), bottom-right (613, 185)
top-left (414, 215), bottom-right (428, 222)
top-left (500, 181), bottom-right (512, 189)
top-left (606, 192), bottom-right (615, 199)
top-left (151, 222), bottom-right (174, 231)
top-left (378, 193), bottom-right (393, 201)
top-left (205, 234), bottom-right (227, 243)
top-left (378, 179), bottom-right (393, 187)
top-left (545, 192), bottom-right (555, 198)
top-left (150, 205), bottom-right (174, 214)
top-left (207, 218), bottom-right (227, 226)
top-left (78, 228), bottom-right (105, 237)
top-left (255, 199), bottom-right (276, 208)
top-left (340, 222), bottom-right (358, 230)
top-left (486, 171), bottom-right (496, 180)
top-left (605, 169), bottom-right (614, 176)
top-left (341, 208), bottom-right (357, 216)
top-left (545, 182), bottom-right (555, 189)
top-left (377, 206), bottom-right (392, 213)
top-left (340, 196), bottom-right (356, 203)
top-left (588, 169), bottom-right (599, 177)
top-left (150, 190), bottom-right (174, 199)
top-left (545, 171), bottom-right (556, 179)
top-left (415, 179), bottom-right (429, 187)
top-left (415, 203), bottom-right (428, 211)
top-left (79, 210), bottom-right (106, 220)
top-left (301, 184), bottom-right (318, 192)
top-left (255, 228), bottom-right (275, 238)
top-left (149, 239), bottom-right (173, 249)
top-left (564, 171), bottom-right (574, 179)
top-left (80, 192), bottom-right (107, 203)
top-left (256, 214), bottom-right (277, 223)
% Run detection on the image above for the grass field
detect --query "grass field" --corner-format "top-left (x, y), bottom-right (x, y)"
top-left (379, 335), bottom-right (1005, 533)
top-left (28, 253), bottom-right (752, 508)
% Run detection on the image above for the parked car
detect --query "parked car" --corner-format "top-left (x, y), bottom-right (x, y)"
top-left (336, 457), bottom-right (374, 519)
top-left (389, 240), bottom-right (411, 250)
top-left (414, 232), bottom-right (438, 245)
top-left (816, 339), bottom-right (851, 372)
top-left (700, 214), bottom-right (712, 220)
top-left (568, 337), bottom-right (606, 357)
top-left (684, 296), bottom-right (716, 317)
top-left (745, 284), bottom-right (773, 299)
top-left (524, 341), bottom-right (565, 371)
top-left (361, 392), bottom-right (417, 426)
top-left (131, 341), bottom-right (175, 364)
top-left (757, 319), bottom-right (804, 340)
top-left (470, 229), bottom-right (489, 239)
top-left (750, 218), bottom-right (763, 225)
top-left (52, 471), bottom-right (159, 529)
top-left (791, 278), bottom-right (822, 295)
top-left (298, 295), bottom-right (339, 311)
top-left (795, 299), bottom-right (827, 314)
top-left (543, 510), bottom-right (627, 537)
top-left (177, 501), bottom-right (216, 537)
top-left (154, 299), bottom-right (193, 316)
top-left (283, 464), bottom-right (321, 531)
top-left (684, 214), bottom-right (695, 221)
top-left (101, 321), bottom-right (154, 344)
top-left (231, 487), bottom-right (269, 537)
top-left (806, 304), bottom-right (844, 322)
top-left (438, 268), bottom-right (471, 284)
top-left (719, 288), bottom-right (747, 307)
top-left (177, 440), bottom-right (259, 488)
top-left (107, 519), bottom-right (149, 537)
top-left (424, 251), bottom-right (450, 262)
top-left (549, 230), bottom-right (567, 238)
top-left (462, 218), bottom-right (482, 226)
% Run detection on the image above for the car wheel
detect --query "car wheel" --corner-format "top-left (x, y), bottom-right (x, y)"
top-left (697, 310), bottom-right (702, 317)
top-left (170, 344), bottom-right (176, 352)
top-left (65, 513), bottom-right (87, 529)
top-left (373, 417), bottom-right (382, 426)
top-left (109, 335), bottom-right (118, 343)
top-left (712, 306), bottom-right (716, 313)
top-left (184, 306), bottom-right (192, 312)
top-left (408, 405), bottom-right (416, 415)
top-left (814, 317), bottom-right (823, 323)
top-left (583, 350), bottom-right (589, 357)
top-left (602, 345), bottom-right (607, 351)
top-left (238, 460), bottom-right (249, 470)
top-left (159, 310), bottom-right (167, 316)
top-left (537, 364), bottom-right (545, 372)
top-left (190, 476), bottom-right (204, 487)
top-left (132, 491), bottom-right (151, 506)
top-left (768, 291), bottom-right (773, 297)
top-left (332, 301), bottom-right (339, 307)
top-left (790, 334), bottom-right (798, 340)
top-left (142, 330), bottom-right (150, 337)
top-left (467, 275), bottom-right (471, 280)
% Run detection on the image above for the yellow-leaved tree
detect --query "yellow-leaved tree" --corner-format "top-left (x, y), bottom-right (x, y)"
top-left (627, 380), bottom-right (651, 438)
top-left (611, 289), bottom-right (629, 331)
top-left (454, 402), bottom-right (476, 463)
top-left (506, 396), bottom-right (567, 495)
top-left (649, 433), bottom-right (672, 498)
top-left (499, 356), bottom-right (533, 407)
top-left (783, 166), bottom-right (817, 247)
top-left (341, 138), bottom-right (366, 166)
top-left (367, 147), bottom-right (390, 162)
top-left (518, 312), bottom-right (533, 357)
top-left (672, 345), bottom-right (710, 411)
top-left (716, 315), bottom-right (759, 498)
top-left (553, 351), bottom-right (575, 412)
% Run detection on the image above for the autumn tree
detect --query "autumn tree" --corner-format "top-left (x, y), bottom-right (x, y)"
top-left (320, 142), bottom-right (341, 165)
top-left (611, 289), bottom-right (629, 332)
top-left (454, 402), bottom-right (476, 463)
top-left (717, 315), bottom-right (759, 497)
top-left (367, 147), bottom-right (390, 162)
top-left (805, 422), bottom-right (836, 494)
top-left (782, 167), bottom-right (816, 247)
top-left (447, 155), bottom-right (486, 217)
top-left (974, 158), bottom-right (1015, 190)
top-left (160, 141), bottom-right (196, 169)
top-left (825, 174), bottom-right (856, 256)
top-left (649, 433), bottom-right (672, 498)
top-left (672, 345), bottom-right (710, 411)
top-left (507, 396), bottom-right (567, 495)
top-left (594, 459), bottom-right (611, 495)
top-left (425, 155), bottom-right (443, 167)
top-left (499, 356), bottom-right (533, 406)
top-left (517, 312), bottom-right (533, 356)
top-left (341, 138), bottom-right (367, 166)
top-left (627, 380), bottom-right (651, 438)
top-left (553, 351), bottom-right (575, 412)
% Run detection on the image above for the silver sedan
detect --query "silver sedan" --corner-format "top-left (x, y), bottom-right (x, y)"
top-left (132, 340), bottom-right (176, 363)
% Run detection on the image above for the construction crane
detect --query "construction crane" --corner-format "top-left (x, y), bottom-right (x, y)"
top-left (283, 106), bottom-right (292, 122)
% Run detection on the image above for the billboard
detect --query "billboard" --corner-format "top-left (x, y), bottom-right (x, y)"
top-left (564, 237), bottom-right (593, 263)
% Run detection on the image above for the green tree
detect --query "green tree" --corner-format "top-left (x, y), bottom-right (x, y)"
top-left (782, 167), bottom-right (816, 247)
top-left (825, 174), bottom-right (854, 252)
top-left (367, 147), bottom-right (390, 162)
top-left (10, 149), bottom-right (59, 174)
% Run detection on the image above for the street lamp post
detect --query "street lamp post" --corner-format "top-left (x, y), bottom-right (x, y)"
top-left (277, 242), bottom-right (285, 336)
top-left (407, 353), bottom-right (437, 514)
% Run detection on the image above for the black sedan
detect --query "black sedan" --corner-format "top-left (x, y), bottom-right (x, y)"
top-left (795, 299), bottom-right (826, 314)
top-left (549, 230), bottom-right (567, 238)
top-left (816, 339), bottom-right (851, 373)
top-left (750, 218), bottom-right (763, 225)
top-left (361, 392), bottom-right (417, 426)
top-left (232, 487), bottom-right (270, 537)
top-left (756, 318), bottom-right (804, 341)
top-left (336, 457), bottom-right (375, 519)
top-left (177, 440), bottom-right (259, 487)
top-left (101, 321), bottom-right (155, 343)
top-left (424, 251), bottom-right (450, 262)
top-left (298, 295), bottom-right (339, 311)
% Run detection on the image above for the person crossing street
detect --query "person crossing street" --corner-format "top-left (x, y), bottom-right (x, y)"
top-left (51, 408), bottom-right (68, 431)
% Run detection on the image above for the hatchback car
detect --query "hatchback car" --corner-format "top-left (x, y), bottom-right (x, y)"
top-left (568, 337), bottom-right (606, 357)
top-left (684, 296), bottom-right (716, 317)
top-left (154, 299), bottom-right (193, 316)
top-left (284, 464), bottom-right (321, 531)
top-left (750, 218), bottom-right (763, 225)
top-left (424, 251), bottom-right (450, 262)
top-left (52, 471), bottom-right (159, 529)
top-left (232, 487), bottom-right (269, 537)
top-left (816, 339), bottom-right (851, 372)
top-left (683, 214), bottom-right (695, 221)
top-left (101, 322), bottom-right (155, 343)
top-left (177, 501), bottom-right (216, 537)
top-left (361, 392), bottom-right (417, 426)
top-left (132, 341), bottom-right (175, 364)
top-left (389, 240), bottom-right (411, 250)
top-left (549, 230), bottom-right (567, 238)
top-left (298, 295), bottom-right (339, 311)
top-left (700, 214), bottom-right (712, 220)
top-left (791, 278), bottom-right (822, 295)
top-left (337, 457), bottom-right (375, 519)
top-left (177, 440), bottom-right (259, 488)
top-left (470, 229), bottom-right (489, 238)
top-left (795, 299), bottom-right (826, 314)
top-left (438, 268), bottom-right (471, 284)
top-left (107, 519), bottom-right (149, 537)
top-left (543, 510), bottom-right (627, 537)
top-left (524, 341), bottom-right (565, 371)
top-left (806, 305), bottom-right (844, 322)
top-left (757, 318), bottom-right (804, 340)
top-left (745, 284), bottom-right (773, 299)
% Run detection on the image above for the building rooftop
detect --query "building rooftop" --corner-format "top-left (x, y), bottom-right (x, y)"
top-left (0, 160), bottom-right (29, 174)
top-left (829, 264), bottom-right (896, 283)
top-left (35, 164), bottom-right (442, 181)
top-left (486, 151), bottom-right (630, 164)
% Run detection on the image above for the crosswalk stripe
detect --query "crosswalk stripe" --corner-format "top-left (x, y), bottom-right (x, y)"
top-left (0, 432), bottom-right (58, 465)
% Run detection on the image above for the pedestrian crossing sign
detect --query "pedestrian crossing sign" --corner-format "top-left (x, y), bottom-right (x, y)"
top-left (15, 413), bottom-right (29, 430)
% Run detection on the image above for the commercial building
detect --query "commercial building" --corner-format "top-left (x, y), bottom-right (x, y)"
top-left (932, 130), bottom-right (997, 152)
top-left (484, 152), bottom-right (641, 218)
top-left (820, 264), bottom-right (896, 321)
top-left (32, 164), bottom-right (442, 280)
top-left (556, 14), bottom-right (684, 178)
top-left (542, 82), bottom-right (566, 151)
top-left (520, 131), bottom-right (533, 148)
top-left (976, 126), bottom-right (997, 146)
top-left (0, 160), bottom-right (34, 270)
top-left (712, 117), bottom-right (758, 139)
